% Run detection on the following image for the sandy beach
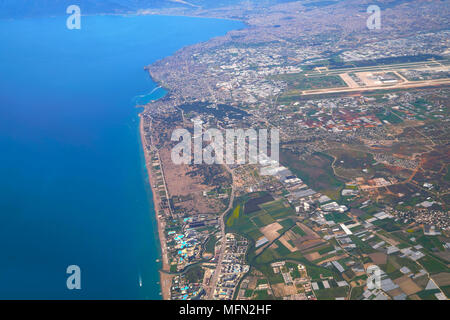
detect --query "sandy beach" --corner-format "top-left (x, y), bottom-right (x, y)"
top-left (139, 113), bottom-right (172, 300)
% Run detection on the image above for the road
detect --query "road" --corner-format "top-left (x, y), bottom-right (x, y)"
top-left (207, 165), bottom-right (235, 299)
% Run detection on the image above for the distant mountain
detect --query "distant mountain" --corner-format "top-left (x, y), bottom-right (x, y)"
top-left (0, 1), bottom-right (156, 19)
top-left (0, 0), bottom-right (298, 19)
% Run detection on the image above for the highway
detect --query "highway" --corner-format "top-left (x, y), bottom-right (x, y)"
top-left (207, 165), bottom-right (235, 299)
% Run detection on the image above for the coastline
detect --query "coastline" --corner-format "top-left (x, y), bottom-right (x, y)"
top-left (137, 15), bottom-right (247, 300)
top-left (136, 12), bottom-right (246, 24)
top-left (139, 113), bottom-right (173, 300)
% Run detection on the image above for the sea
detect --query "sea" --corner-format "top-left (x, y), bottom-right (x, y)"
top-left (0, 14), bottom-right (242, 299)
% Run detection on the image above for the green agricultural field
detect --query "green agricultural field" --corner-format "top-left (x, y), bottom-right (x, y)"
top-left (419, 255), bottom-right (449, 274)
top-left (230, 215), bottom-right (256, 233)
top-left (441, 285), bottom-right (450, 298)
top-left (254, 290), bottom-right (274, 300)
top-left (445, 165), bottom-right (450, 182)
top-left (274, 240), bottom-right (291, 256)
top-left (253, 213), bottom-right (275, 228)
top-left (324, 212), bottom-right (351, 223)
top-left (350, 286), bottom-right (364, 300)
top-left (255, 248), bottom-right (279, 264)
top-left (204, 234), bottom-right (217, 254)
top-left (372, 219), bottom-right (401, 232)
top-left (259, 199), bottom-right (286, 211)
top-left (389, 255), bottom-right (421, 274)
top-left (244, 289), bottom-right (254, 298)
top-left (278, 218), bottom-right (296, 234)
top-left (226, 204), bottom-right (241, 227)
top-left (260, 199), bottom-right (296, 219)
top-left (349, 235), bottom-right (376, 254)
top-left (376, 110), bottom-right (404, 124)
top-left (317, 245), bottom-right (335, 255)
top-left (314, 286), bottom-right (349, 300)
top-left (306, 264), bottom-right (337, 280)
top-left (416, 289), bottom-right (440, 300)
top-left (253, 257), bottom-right (284, 284)
top-left (252, 249), bottom-right (338, 285)
top-left (247, 229), bottom-right (265, 242)
top-left (291, 225), bottom-right (306, 236)
top-left (269, 207), bottom-right (295, 219)
top-left (226, 203), bottom-right (262, 240)
top-left (281, 150), bottom-right (344, 192)
top-left (226, 196), bottom-right (297, 245)
top-left (416, 235), bottom-right (445, 252)
top-left (256, 278), bottom-right (268, 286)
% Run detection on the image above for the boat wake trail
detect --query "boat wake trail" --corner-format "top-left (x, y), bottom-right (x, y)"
top-left (133, 86), bottom-right (162, 105)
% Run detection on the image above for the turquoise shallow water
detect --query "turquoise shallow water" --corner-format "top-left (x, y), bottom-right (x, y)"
top-left (0, 14), bottom-right (242, 299)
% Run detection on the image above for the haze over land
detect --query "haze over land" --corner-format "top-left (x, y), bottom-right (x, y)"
top-left (0, 0), bottom-right (297, 18)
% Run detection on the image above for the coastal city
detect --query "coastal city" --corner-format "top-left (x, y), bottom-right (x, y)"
top-left (138, 0), bottom-right (450, 301)
top-left (2, 0), bottom-right (450, 311)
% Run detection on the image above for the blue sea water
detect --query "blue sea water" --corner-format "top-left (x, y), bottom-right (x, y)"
top-left (0, 14), bottom-right (242, 299)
